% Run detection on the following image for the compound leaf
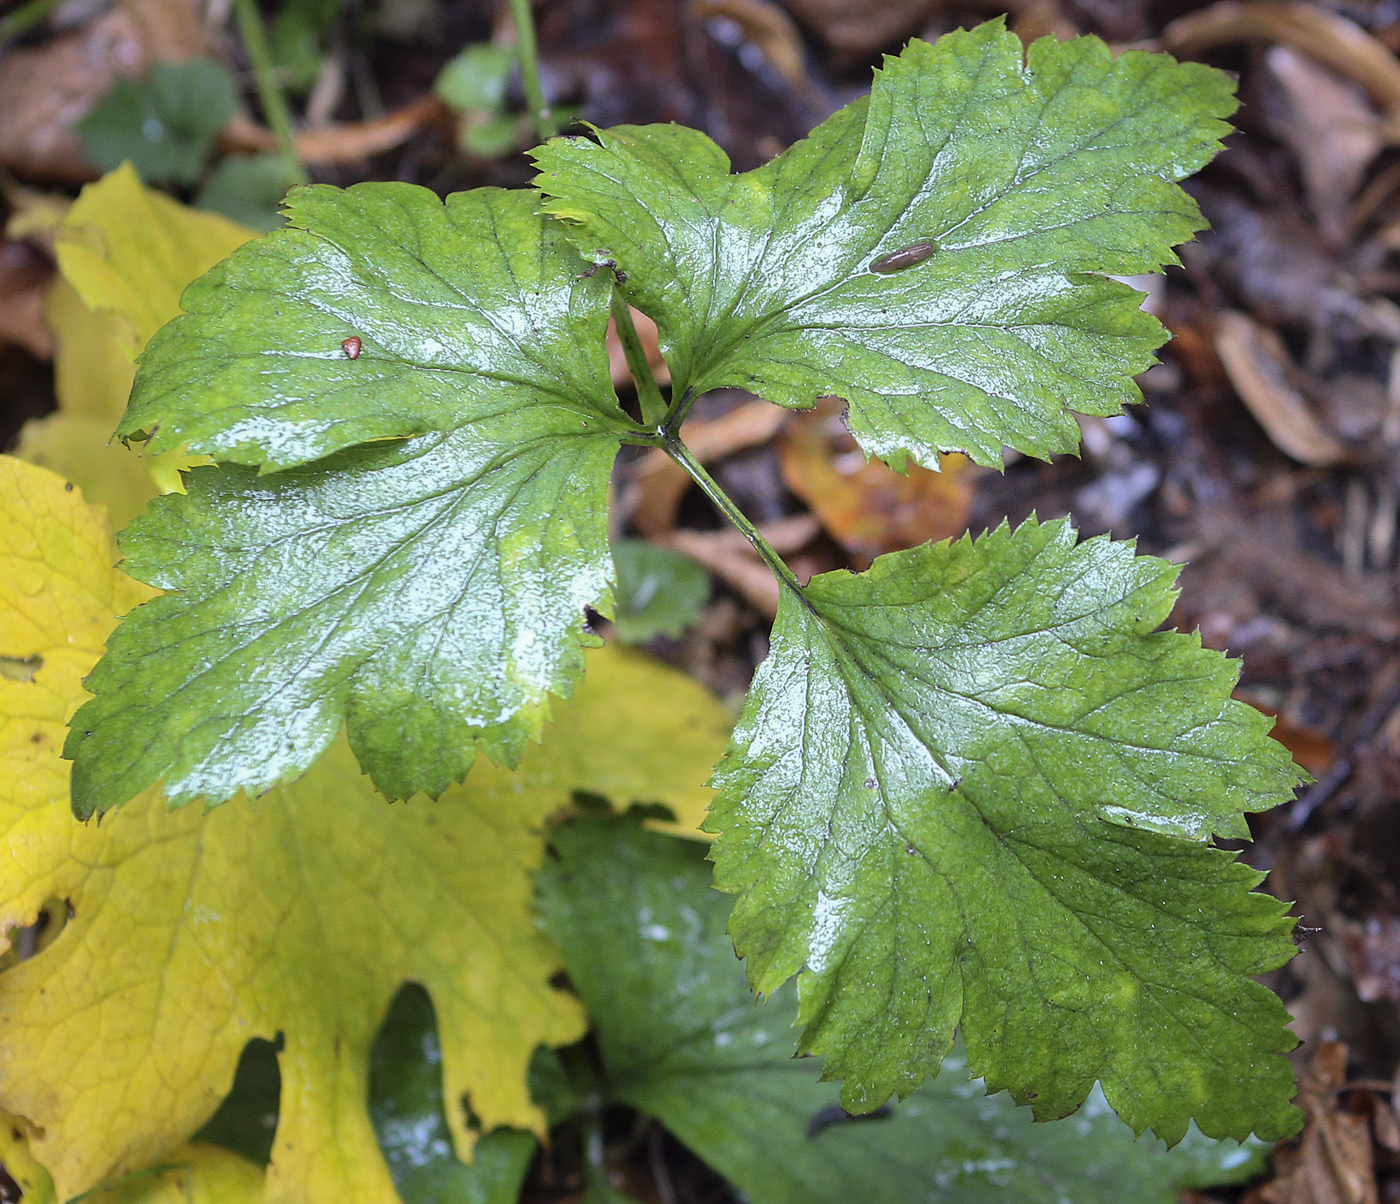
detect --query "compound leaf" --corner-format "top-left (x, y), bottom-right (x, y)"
top-left (534, 20), bottom-right (1235, 471)
top-left (706, 519), bottom-right (1304, 1141)
top-left (67, 183), bottom-right (639, 814)
top-left (539, 815), bottom-right (1271, 1204)
top-left (0, 456), bottom-right (727, 1204)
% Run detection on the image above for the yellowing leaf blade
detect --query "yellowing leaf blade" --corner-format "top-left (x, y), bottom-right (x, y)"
top-left (0, 457), bottom-right (729, 1204)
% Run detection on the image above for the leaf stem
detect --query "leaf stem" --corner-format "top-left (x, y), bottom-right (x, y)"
top-left (506, 0), bottom-right (552, 143)
top-left (611, 293), bottom-right (668, 430)
top-left (663, 385), bottom-right (700, 437)
top-left (233, 0), bottom-right (309, 185)
top-left (665, 437), bottom-right (806, 601)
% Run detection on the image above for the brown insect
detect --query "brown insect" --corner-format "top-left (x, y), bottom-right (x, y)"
top-left (869, 240), bottom-right (937, 274)
top-left (342, 336), bottom-right (362, 359)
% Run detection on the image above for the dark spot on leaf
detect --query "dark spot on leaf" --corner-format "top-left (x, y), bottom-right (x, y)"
top-left (0, 1163), bottom-right (20, 1203)
top-left (906, 844), bottom-right (916, 855)
top-left (64, 482), bottom-right (74, 492)
top-left (1027, 1092), bottom-right (1038, 1100)
top-left (863, 777), bottom-right (876, 789)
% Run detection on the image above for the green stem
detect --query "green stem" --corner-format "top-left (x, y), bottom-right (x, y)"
top-left (663, 385), bottom-right (700, 436)
top-left (582, 1089), bottom-right (608, 1194)
top-left (507, 0), bottom-right (552, 142)
top-left (233, 0), bottom-right (309, 185)
top-left (665, 438), bottom-right (806, 600)
top-left (611, 292), bottom-right (668, 430)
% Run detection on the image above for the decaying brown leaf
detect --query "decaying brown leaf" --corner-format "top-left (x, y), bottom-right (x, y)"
top-left (0, 241), bottom-right (53, 359)
top-left (690, 0), bottom-right (808, 87)
top-left (1262, 1042), bottom-right (1378, 1204)
top-left (778, 0), bottom-right (940, 57)
top-left (219, 95), bottom-right (446, 167)
top-left (1163, 1), bottom-right (1400, 113)
top-left (665, 514), bottom-right (818, 619)
top-left (778, 396), bottom-right (975, 564)
top-left (1262, 47), bottom-right (1383, 245)
top-left (1214, 310), bottom-right (1353, 466)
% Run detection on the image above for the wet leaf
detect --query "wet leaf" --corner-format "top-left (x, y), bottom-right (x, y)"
top-left (68, 183), bottom-right (639, 815)
top-left (54, 163), bottom-right (254, 356)
top-left (0, 456), bottom-right (726, 1203)
top-left (368, 986), bottom-right (539, 1204)
top-left (538, 814), bottom-right (1272, 1204)
top-left (534, 19), bottom-right (1235, 472)
top-left (707, 519), bottom-right (1304, 1139)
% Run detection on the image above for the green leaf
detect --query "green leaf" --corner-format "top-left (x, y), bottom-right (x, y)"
top-left (116, 183), bottom-right (629, 471)
top-left (435, 44), bottom-right (516, 114)
top-left (369, 986), bottom-right (538, 1204)
top-left (533, 21), bottom-right (1235, 471)
top-left (195, 154), bottom-right (298, 231)
top-left (66, 184), bottom-right (639, 815)
top-left (610, 540), bottom-right (710, 643)
top-left (539, 815), bottom-right (1271, 1204)
top-left (78, 60), bottom-right (238, 186)
top-left (706, 518), bottom-right (1303, 1141)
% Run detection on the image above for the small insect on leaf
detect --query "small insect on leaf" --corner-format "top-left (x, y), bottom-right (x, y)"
top-left (342, 336), bottom-right (362, 359)
top-left (869, 240), bottom-right (937, 274)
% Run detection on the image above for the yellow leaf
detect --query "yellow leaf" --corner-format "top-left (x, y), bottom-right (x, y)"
top-left (54, 163), bottom-right (255, 355)
top-left (45, 276), bottom-right (137, 422)
top-left (0, 457), bottom-right (729, 1204)
top-left (0, 1119), bottom-right (263, 1204)
top-left (15, 413), bottom-right (158, 530)
top-left (23, 168), bottom-right (251, 526)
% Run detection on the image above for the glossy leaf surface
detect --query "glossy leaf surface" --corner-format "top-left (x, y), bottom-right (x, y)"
top-left (119, 183), bottom-right (626, 471)
top-left (707, 519), bottom-right (1304, 1140)
top-left (67, 183), bottom-right (638, 814)
top-left (538, 816), bottom-right (1270, 1204)
top-left (534, 20), bottom-right (1234, 471)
